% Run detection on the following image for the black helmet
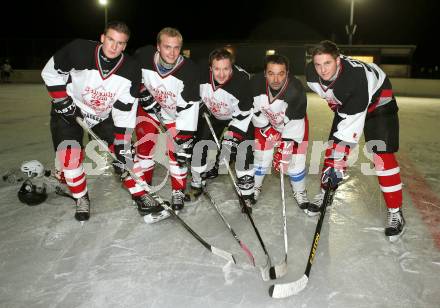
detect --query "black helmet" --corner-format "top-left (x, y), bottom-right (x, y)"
top-left (17, 179), bottom-right (48, 206)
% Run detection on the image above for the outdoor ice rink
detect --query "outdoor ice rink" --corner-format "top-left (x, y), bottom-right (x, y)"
top-left (1, 83), bottom-right (439, 307)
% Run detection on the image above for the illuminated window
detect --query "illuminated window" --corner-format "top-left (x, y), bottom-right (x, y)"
top-left (266, 50), bottom-right (276, 56)
top-left (182, 49), bottom-right (191, 58)
top-left (349, 55), bottom-right (374, 63)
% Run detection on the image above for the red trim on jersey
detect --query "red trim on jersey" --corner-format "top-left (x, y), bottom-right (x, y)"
top-left (114, 133), bottom-right (131, 141)
top-left (319, 61), bottom-right (344, 93)
top-left (94, 45), bottom-right (126, 81)
top-left (367, 89), bottom-right (394, 113)
top-left (266, 77), bottom-right (289, 104)
top-left (49, 90), bottom-right (68, 99)
top-left (152, 51), bottom-right (185, 79)
top-left (209, 68), bottom-right (233, 92)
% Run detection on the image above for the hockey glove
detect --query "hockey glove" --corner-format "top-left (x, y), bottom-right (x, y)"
top-left (221, 130), bottom-right (244, 161)
top-left (260, 125), bottom-right (280, 142)
top-left (321, 166), bottom-right (344, 189)
top-left (273, 140), bottom-right (293, 173)
top-left (139, 91), bottom-right (161, 114)
top-left (174, 134), bottom-right (195, 166)
top-left (112, 134), bottom-right (135, 176)
top-left (52, 96), bottom-right (82, 122)
top-left (321, 141), bottom-right (350, 189)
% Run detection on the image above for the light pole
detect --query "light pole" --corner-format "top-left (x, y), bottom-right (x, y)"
top-left (99, 0), bottom-right (108, 28)
top-left (345, 0), bottom-right (357, 45)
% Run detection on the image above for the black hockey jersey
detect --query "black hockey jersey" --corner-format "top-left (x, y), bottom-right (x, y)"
top-left (306, 55), bottom-right (394, 144)
top-left (134, 46), bottom-right (200, 132)
top-left (251, 72), bottom-right (307, 143)
top-left (200, 66), bottom-right (253, 134)
top-left (41, 39), bottom-right (141, 129)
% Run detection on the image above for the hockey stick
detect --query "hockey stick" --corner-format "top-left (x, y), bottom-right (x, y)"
top-left (203, 112), bottom-right (272, 279)
top-left (75, 117), bottom-right (236, 264)
top-left (268, 167), bottom-right (289, 279)
top-left (203, 187), bottom-right (255, 266)
top-left (269, 185), bottom-right (336, 298)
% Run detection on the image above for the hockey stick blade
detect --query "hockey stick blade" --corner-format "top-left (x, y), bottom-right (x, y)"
top-left (260, 255), bottom-right (272, 281)
top-left (269, 256), bottom-right (288, 280)
top-left (269, 186), bottom-right (336, 298)
top-left (268, 274), bottom-right (309, 298)
top-left (203, 188), bottom-right (255, 266)
top-left (143, 210), bottom-right (171, 224)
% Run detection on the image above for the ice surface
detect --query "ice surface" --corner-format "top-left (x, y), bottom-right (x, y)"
top-left (1, 84), bottom-right (440, 307)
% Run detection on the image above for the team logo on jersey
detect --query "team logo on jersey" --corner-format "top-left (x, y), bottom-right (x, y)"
top-left (148, 84), bottom-right (176, 113)
top-left (204, 96), bottom-right (232, 118)
top-left (262, 107), bottom-right (285, 127)
top-left (82, 86), bottom-right (115, 115)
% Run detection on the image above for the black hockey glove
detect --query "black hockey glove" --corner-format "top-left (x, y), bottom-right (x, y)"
top-left (321, 166), bottom-right (344, 190)
top-left (174, 134), bottom-right (195, 167)
top-left (52, 96), bottom-right (82, 123)
top-left (139, 91), bottom-right (161, 114)
top-left (113, 140), bottom-right (135, 177)
top-left (221, 130), bottom-right (244, 161)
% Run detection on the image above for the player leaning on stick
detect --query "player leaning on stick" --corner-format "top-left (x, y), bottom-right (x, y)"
top-left (306, 40), bottom-right (405, 242)
top-left (251, 54), bottom-right (310, 210)
top-left (41, 21), bottom-right (164, 221)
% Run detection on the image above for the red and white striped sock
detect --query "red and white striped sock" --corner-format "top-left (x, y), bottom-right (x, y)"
top-left (374, 153), bottom-right (402, 209)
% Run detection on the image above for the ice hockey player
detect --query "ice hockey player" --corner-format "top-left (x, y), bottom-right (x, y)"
top-left (192, 48), bottom-right (255, 213)
top-left (306, 40), bottom-right (405, 242)
top-left (41, 21), bottom-right (165, 221)
top-left (251, 54), bottom-right (309, 210)
top-left (133, 27), bottom-right (200, 212)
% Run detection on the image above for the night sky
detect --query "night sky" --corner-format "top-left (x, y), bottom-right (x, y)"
top-left (2, 0), bottom-right (439, 65)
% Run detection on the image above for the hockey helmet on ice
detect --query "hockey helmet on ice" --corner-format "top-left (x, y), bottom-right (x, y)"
top-left (17, 179), bottom-right (48, 206)
top-left (20, 160), bottom-right (44, 178)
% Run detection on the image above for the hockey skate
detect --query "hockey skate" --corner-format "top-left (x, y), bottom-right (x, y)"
top-left (385, 208), bottom-right (406, 242)
top-left (75, 193), bottom-right (90, 222)
top-left (205, 165), bottom-right (219, 179)
top-left (172, 189), bottom-right (185, 212)
top-left (134, 193), bottom-right (165, 216)
top-left (292, 189), bottom-right (310, 210)
top-left (254, 186), bottom-right (262, 202)
top-left (305, 189), bottom-right (332, 216)
top-left (241, 196), bottom-right (255, 215)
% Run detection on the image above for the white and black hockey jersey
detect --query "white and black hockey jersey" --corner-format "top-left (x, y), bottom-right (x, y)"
top-left (134, 46), bottom-right (200, 132)
top-left (251, 72), bottom-right (307, 143)
top-left (306, 55), bottom-right (394, 144)
top-left (41, 39), bottom-right (141, 129)
top-left (200, 66), bottom-right (253, 134)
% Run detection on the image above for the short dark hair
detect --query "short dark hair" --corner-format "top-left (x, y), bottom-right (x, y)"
top-left (310, 40), bottom-right (340, 59)
top-left (209, 48), bottom-right (235, 66)
top-left (104, 21), bottom-right (131, 39)
top-left (264, 54), bottom-right (290, 71)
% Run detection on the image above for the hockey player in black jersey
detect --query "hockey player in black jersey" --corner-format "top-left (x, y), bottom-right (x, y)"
top-left (133, 27), bottom-right (200, 211)
top-left (191, 48), bottom-right (255, 213)
top-left (41, 21), bottom-right (165, 221)
top-left (251, 54), bottom-right (310, 210)
top-left (306, 40), bottom-right (405, 242)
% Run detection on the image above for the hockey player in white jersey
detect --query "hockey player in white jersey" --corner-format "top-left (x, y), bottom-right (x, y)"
top-left (41, 21), bottom-right (165, 221)
top-left (306, 40), bottom-right (405, 241)
top-left (251, 54), bottom-right (310, 210)
top-left (133, 27), bottom-right (200, 211)
top-left (192, 48), bottom-right (255, 213)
